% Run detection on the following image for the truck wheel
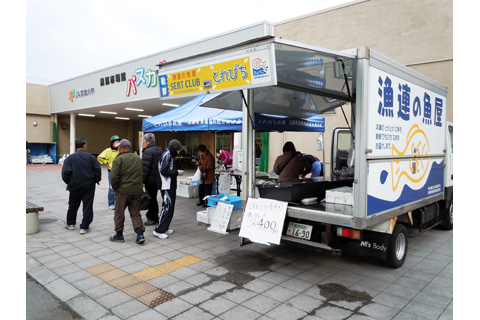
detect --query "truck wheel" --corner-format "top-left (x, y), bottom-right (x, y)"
top-left (440, 200), bottom-right (453, 230)
top-left (385, 224), bottom-right (408, 268)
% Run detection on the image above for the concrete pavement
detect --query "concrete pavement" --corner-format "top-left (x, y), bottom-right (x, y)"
top-left (26, 164), bottom-right (453, 319)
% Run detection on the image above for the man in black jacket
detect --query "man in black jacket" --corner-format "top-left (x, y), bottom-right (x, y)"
top-left (141, 133), bottom-right (163, 225)
top-left (61, 137), bottom-right (102, 234)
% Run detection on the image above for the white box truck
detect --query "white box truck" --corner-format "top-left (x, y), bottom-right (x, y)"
top-left (269, 47), bottom-right (453, 268)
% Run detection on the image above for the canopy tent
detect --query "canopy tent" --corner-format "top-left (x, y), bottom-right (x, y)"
top-left (142, 93), bottom-right (325, 133)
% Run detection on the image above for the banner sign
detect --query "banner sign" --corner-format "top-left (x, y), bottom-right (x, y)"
top-left (158, 47), bottom-right (273, 99)
top-left (366, 67), bottom-right (446, 215)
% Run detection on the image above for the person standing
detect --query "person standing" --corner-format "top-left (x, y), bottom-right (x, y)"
top-left (197, 144), bottom-right (215, 207)
top-left (299, 153), bottom-right (322, 178)
top-left (97, 135), bottom-right (120, 210)
top-left (273, 141), bottom-right (304, 182)
top-left (153, 139), bottom-right (184, 239)
top-left (109, 139), bottom-right (146, 244)
top-left (62, 137), bottom-right (102, 234)
top-left (141, 133), bottom-right (163, 225)
top-left (216, 149), bottom-right (233, 170)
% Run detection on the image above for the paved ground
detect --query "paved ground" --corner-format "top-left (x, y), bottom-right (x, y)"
top-left (26, 164), bottom-right (453, 320)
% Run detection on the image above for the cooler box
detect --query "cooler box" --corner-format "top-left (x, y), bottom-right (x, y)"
top-left (207, 194), bottom-right (242, 210)
top-left (325, 186), bottom-right (354, 206)
top-left (197, 210), bottom-right (209, 224)
top-left (207, 207), bottom-right (244, 230)
top-left (177, 183), bottom-right (198, 198)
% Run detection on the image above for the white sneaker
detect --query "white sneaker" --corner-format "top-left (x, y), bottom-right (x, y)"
top-left (166, 229), bottom-right (174, 235)
top-left (153, 231), bottom-right (168, 239)
top-left (109, 205), bottom-right (115, 210)
top-left (80, 228), bottom-right (90, 234)
top-left (64, 222), bottom-right (75, 230)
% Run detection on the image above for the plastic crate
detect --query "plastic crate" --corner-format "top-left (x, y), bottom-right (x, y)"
top-left (207, 194), bottom-right (242, 210)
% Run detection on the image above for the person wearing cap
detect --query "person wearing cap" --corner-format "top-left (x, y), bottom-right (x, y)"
top-left (141, 132), bottom-right (163, 225)
top-left (109, 139), bottom-right (146, 244)
top-left (97, 135), bottom-right (121, 210)
top-left (62, 137), bottom-right (102, 234)
top-left (197, 145), bottom-right (215, 207)
top-left (153, 139), bottom-right (184, 239)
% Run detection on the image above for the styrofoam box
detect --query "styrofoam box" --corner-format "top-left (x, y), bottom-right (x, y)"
top-left (177, 183), bottom-right (198, 198)
top-left (325, 186), bottom-right (354, 206)
top-left (206, 207), bottom-right (244, 230)
top-left (197, 210), bottom-right (209, 224)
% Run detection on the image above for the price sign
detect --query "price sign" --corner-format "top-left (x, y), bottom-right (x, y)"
top-left (208, 202), bottom-right (234, 235)
top-left (239, 198), bottom-right (287, 245)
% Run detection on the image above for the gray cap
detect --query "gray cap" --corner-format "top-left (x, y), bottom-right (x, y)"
top-left (117, 139), bottom-right (131, 148)
top-left (169, 139), bottom-right (182, 151)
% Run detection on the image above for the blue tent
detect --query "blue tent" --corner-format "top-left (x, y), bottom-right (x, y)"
top-left (142, 94), bottom-right (324, 133)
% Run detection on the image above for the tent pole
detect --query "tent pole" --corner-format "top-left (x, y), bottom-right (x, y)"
top-left (140, 131), bottom-right (144, 157)
top-left (246, 89), bottom-right (255, 199)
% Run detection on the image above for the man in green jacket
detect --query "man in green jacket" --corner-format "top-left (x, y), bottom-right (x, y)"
top-left (109, 139), bottom-right (145, 244)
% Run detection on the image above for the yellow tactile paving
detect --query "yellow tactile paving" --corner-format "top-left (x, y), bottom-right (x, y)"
top-left (137, 290), bottom-right (175, 308)
top-left (174, 255), bottom-right (203, 266)
top-left (123, 282), bottom-right (157, 298)
top-left (96, 268), bottom-right (129, 282)
top-left (154, 261), bottom-right (183, 273)
top-left (132, 267), bottom-right (168, 281)
top-left (109, 275), bottom-right (143, 289)
top-left (85, 255), bottom-right (203, 308)
top-left (86, 263), bottom-right (117, 276)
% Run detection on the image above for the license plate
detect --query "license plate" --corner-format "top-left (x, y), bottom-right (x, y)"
top-left (286, 222), bottom-right (313, 240)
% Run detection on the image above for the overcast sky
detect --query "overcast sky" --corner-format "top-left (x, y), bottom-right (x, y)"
top-left (25, 0), bottom-right (354, 85)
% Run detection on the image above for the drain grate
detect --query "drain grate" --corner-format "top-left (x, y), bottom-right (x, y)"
top-left (39, 218), bottom-right (58, 224)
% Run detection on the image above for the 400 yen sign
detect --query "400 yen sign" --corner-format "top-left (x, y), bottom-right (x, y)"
top-left (247, 218), bottom-right (277, 232)
top-left (239, 198), bottom-right (288, 245)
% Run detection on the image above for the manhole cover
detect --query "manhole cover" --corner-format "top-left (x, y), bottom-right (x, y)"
top-left (39, 218), bottom-right (58, 224)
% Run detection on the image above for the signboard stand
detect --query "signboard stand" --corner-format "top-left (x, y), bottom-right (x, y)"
top-left (239, 198), bottom-right (288, 245)
top-left (207, 202), bottom-right (234, 235)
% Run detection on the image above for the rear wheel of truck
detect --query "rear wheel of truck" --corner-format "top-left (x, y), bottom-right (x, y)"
top-left (385, 224), bottom-right (408, 268)
top-left (440, 199), bottom-right (453, 230)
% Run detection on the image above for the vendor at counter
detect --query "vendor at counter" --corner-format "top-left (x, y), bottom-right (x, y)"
top-left (273, 141), bottom-right (304, 182)
top-left (196, 144), bottom-right (215, 207)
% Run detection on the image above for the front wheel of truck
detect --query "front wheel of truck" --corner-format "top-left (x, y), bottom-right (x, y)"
top-left (385, 224), bottom-right (408, 268)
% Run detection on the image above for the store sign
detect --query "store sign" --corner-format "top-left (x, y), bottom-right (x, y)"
top-left (366, 67), bottom-right (446, 216)
top-left (124, 68), bottom-right (159, 97)
top-left (158, 47), bottom-right (273, 99)
top-left (100, 73), bottom-right (126, 86)
top-left (69, 88), bottom-right (95, 102)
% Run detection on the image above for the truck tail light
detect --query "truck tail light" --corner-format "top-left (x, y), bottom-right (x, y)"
top-left (337, 227), bottom-right (361, 239)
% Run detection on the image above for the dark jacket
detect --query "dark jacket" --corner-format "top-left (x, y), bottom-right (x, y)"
top-left (62, 150), bottom-right (101, 191)
top-left (198, 149), bottom-right (215, 185)
top-left (110, 150), bottom-right (143, 195)
top-left (142, 142), bottom-right (163, 185)
top-left (158, 147), bottom-right (179, 191)
top-left (301, 153), bottom-right (320, 176)
top-left (273, 151), bottom-right (304, 182)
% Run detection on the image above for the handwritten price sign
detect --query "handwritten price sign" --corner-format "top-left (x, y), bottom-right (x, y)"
top-left (239, 198), bottom-right (287, 245)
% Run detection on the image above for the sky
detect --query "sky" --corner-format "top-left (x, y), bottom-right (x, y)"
top-left (25, 0), bottom-right (354, 85)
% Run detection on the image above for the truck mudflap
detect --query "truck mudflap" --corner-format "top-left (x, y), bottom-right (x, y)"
top-left (359, 230), bottom-right (390, 260)
top-left (280, 235), bottom-right (341, 256)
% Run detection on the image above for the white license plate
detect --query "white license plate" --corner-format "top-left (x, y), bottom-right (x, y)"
top-left (286, 222), bottom-right (313, 240)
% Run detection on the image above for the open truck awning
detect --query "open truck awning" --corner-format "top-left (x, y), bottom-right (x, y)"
top-left (156, 38), bottom-right (356, 118)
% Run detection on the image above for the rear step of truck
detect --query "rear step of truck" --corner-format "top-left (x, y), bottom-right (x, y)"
top-left (280, 235), bottom-right (342, 256)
